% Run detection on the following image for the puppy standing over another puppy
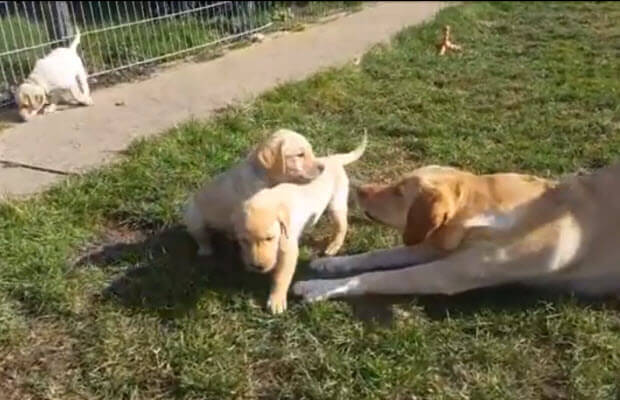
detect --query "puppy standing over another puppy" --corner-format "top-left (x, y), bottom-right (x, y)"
top-left (232, 133), bottom-right (367, 314)
top-left (183, 129), bottom-right (324, 256)
top-left (15, 27), bottom-right (93, 121)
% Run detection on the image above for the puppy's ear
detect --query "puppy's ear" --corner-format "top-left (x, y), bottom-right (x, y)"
top-left (402, 182), bottom-right (455, 246)
top-left (19, 92), bottom-right (31, 108)
top-left (255, 140), bottom-right (285, 178)
top-left (277, 204), bottom-right (290, 248)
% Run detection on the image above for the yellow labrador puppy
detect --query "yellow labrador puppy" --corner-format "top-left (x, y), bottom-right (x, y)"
top-left (183, 129), bottom-right (323, 256)
top-left (232, 133), bottom-right (367, 314)
top-left (293, 162), bottom-right (620, 302)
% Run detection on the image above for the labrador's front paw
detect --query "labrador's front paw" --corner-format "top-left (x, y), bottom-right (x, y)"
top-left (308, 256), bottom-right (348, 276)
top-left (293, 278), bottom-right (351, 302)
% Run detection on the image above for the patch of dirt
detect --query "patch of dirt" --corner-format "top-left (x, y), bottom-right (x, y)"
top-left (74, 222), bottom-right (148, 268)
top-left (0, 319), bottom-right (84, 400)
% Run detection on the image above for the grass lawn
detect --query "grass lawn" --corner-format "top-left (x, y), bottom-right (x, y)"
top-left (1, 2), bottom-right (619, 399)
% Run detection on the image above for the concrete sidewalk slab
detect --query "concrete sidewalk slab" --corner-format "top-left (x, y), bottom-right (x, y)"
top-left (0, 2), bottom-right (452, 197)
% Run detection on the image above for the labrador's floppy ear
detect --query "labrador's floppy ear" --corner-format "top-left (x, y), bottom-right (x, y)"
top-left (255, 139), bottom-right (286, 179)
top-left (276, 203), bottom-right (290, 249)
top-left (403, 182), bottom-right (456, 246)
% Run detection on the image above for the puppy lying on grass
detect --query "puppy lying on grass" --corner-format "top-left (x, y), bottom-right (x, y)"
top-left (232, 133), bottom-right (367, 314)
top-left (15, 27), bottom-right (93, 121)
top-left (184, 129), bottom-right (324, 256)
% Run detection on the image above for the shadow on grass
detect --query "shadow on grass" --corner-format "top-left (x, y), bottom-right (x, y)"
top-left (337, 283), bottom-right (618, 328)
top-left (76, 224), bottom-right (270, 318)
top-left (76, 222), bottom-right (618, 325)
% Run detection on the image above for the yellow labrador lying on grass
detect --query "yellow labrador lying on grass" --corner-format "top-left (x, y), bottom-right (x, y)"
top-left (184, 129), bottom-right (324, 256)
top-left (306, 165), bottom-right (555, 276)
top-left (232, 133), bottom-right (367, 314)
top-left (294, 162), bottom-right (620, 302)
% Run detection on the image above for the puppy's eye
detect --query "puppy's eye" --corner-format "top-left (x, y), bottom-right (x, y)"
top-left (266, 236), bottom-right (275, 241)
top-left (296, 152), bottom-right (304, 158)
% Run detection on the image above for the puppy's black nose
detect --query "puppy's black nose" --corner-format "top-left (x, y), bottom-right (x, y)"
top-left (317, 164), bottom-right (325, 173)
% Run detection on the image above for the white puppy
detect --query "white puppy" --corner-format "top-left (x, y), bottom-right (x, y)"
top-left (15, 27), bottom-right (93, 121)
top-left (183, 129), bottom-right (324, 256)
top-left (232, 133), bottom-right (367, 314)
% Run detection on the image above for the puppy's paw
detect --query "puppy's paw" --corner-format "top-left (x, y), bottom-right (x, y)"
top-left (267, 292), bottom-right (287, 314)
top-left (323, 240), bottom-right (343, 256)
top-left (84, 97), bottom-right (94, 106)
top-left (43, 103), bottom-right (57, 114)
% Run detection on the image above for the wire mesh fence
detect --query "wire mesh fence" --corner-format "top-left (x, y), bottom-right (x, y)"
top-left (0, 1), bottom-right (362, 108)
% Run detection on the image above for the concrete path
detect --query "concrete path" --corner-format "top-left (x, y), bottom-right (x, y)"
top-left (0, 2), bottom-right (451, 197)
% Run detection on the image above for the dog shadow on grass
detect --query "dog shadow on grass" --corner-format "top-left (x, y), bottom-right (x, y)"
top-left (318, 278), bottom-right (619, 328)
top-left (75, 220), bottom-right (617, 325)
top-left (75, 224), bottom-right (271, 318)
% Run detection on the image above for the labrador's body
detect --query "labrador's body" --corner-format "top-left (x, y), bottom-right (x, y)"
top-left (308, 165), bottom-right (555, 276)
top-left (293, 163), bottom-right (620, 302)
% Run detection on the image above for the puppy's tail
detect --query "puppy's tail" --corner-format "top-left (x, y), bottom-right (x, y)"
top-left (70, 26), bottom-right (81, 52)
top-left (328, 129), bottom-right (367, 166)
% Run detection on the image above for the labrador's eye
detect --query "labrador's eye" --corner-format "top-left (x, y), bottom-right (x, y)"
top-left (265, 236), bottom-right (275, 242)
top-left (296, 152), bottom-right (304, 158)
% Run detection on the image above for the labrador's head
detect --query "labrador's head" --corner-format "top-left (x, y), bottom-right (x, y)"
top-left (253, 129), bottom-right (323, 184)
top-left (232, 195), bottom-right (290, 274)
top-left (354, 167), bottom-right (464, 246)
top-left (15, 83), bottom-right (46, 122)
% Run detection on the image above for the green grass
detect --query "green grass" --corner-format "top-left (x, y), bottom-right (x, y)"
top-left (1, 2), bottom-right (620, 399)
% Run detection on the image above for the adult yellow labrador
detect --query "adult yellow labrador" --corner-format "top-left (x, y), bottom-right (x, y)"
top-left (293, 162), bottom-right (620, 301)
top-left (306, 165), bottom-right (554, 276)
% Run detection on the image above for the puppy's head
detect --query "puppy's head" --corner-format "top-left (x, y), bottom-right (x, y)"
top-left (15, 83), bottom-right (46, 122)
top-left (355, 171), bottom-right (463, 245)
top-left (232, 195), bottom-right (290, 273)
top-left (254, 129), bottom-right (323, 184)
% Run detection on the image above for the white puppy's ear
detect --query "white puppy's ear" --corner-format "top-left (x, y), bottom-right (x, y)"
top-left (20, 92), bottom-right (32, 108)
top-left (277, 204), bottom-right (290, 247)
top-left (255, 140), bottom-right (286, 178)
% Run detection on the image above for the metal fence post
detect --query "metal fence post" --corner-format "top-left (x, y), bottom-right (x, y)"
top-left (47, 1), bottom-right (74, 40)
